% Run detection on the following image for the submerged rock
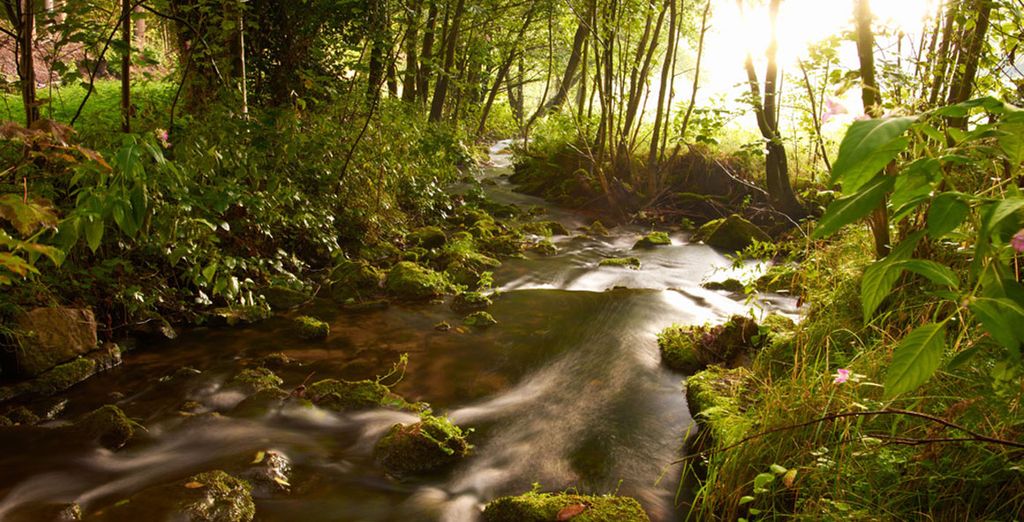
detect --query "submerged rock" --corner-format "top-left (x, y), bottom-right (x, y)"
top-left (106, 470), bottom-right (255, 522)
top-left (451, 291), bottom-right (492, 313)
top-left (230, 368), bottom-right (284, 393)
top-left (692, 214), bottom-right (770, 252)
top-left (599, 257), bottom-right (641, 269)
top-left (632, 231), bottom-right (671, 249)
top-left (293, 316), bottom-right (329, 341)
top-left (374, 414), bottom-right (471, 476)
top-left (464, 311), bottom-right (498, 327)
top-left (386, 261), bottom-right (450, 300)
top-left (482, 491), bottom-right (650, 522)
top-left (14, 307), bottom-right (98, 376)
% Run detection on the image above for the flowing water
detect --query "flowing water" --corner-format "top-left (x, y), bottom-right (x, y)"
top-left (0, 141), bottom-right (797, 521)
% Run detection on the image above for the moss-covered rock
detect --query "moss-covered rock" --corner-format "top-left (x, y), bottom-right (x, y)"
top-left (230, 388), bottom-right (290, 417)
top-left (293, 316), bottom-right (329, 341)
top-left (407, 226), bottom-right (448, 249)
top-left (657, 315), bottom-right (761, 373)
top-left (464, 311), bottom-right (498, 327)
top-left (451, 291), bottom-right (492, 313)
top-left (119, 470), bottom-right (255, 522)
top-left (482, 491), bottom-right (650, 522)
top-left (599, 257), bottom-right (641, 269)
top-left (0, 416), bottom-right (12, 427)
top-left (702, 278), bottom-right (745, 292)
top-left (4, 406), bottom-right (40, 425)
top-left (261, 286), bottom-right (309, 311)
top-left (209, 305), bottom-right (273, 327)
top-left (231, 368), bottom-right (284, 393)
top-left (359, 242), bottom-right (402, 264)
top-left (258, 352), bottom-right (293, 369)
top-left (686, 365), bottom-right (752, 445)
top-left (305, 378), bottom-right (413, 412)
top-left (587, 220), bottom-right (610, 236)
top-left (386, 261), bottom-right (450, 300)
top-left (478, 232), bottom-right (525, 257)
top-left (657, 326), bottom-right (704, 374)
top-left (754, 264), bottom-right (802, 294)
top-left (530, 239), bottom-right (558, 256)
top-left (632, 231), bottom-right (672, 249)
top-left (374, 414), bottom-right (471, 476)
top-left (522, 221), bottom-right (570, 236)
top-left (73, 405), bottom-right (137, 450)
top-left (33, 357), bottom-right (97, 395)
top-left (327, 260), bottom-right (384, 302)
top-left (692, 214), bottom-right (770, 252)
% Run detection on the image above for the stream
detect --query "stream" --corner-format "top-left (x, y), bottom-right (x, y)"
top-left (0, 141), bottom-right (797, 521)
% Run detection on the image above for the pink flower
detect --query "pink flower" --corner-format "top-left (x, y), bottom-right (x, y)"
top-left (821, 98), bottom-right (848, 124)
top-left (1012, 229), bottom-right (1024, 253)
top-left (155, 128), bottom-right (171, 149)
top-left (832, 368), bottom-right (850, 384)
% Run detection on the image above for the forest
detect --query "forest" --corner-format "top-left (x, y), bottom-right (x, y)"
top-left (0, 0), bottom-right (1022, 520)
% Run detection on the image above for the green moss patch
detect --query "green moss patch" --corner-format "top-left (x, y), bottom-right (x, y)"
top-left (691, 214), bottom-right (770, 252)
top-left (632, 231), bottom-right (672, 249)
top-left (386, 261), bottom-right (450, 300)
top-left (305, 378), bottom-right (414, 412)
top-left (599, 257), bottom-right (641, 269)
top-left (521, 221), bottom-right (570, 236)
top-left (374, 414), bottom-right (471, 476)
top-left (482, 491), bottom-right (650, 522)
top-left (293, 316), bottom-right (329, 340)
top-left (530, 239), bottom-right (558, 256)
top-left (74, 404), bottom-right (137, 450)
top-left (451, 291), bottom-right (492, 313)
top-left (231, 367), bottom-right (284, 393)
top-left (407, 226), bottom-right (448, 249)
top-left (587, 220), bottom-right (610, 236)
top-left (686, 365), bottom-right (753, 445)
top-left (33, 357), bottom-right (97, 395)
top-left (657, 315), bottom-right (760, 373)
top-left (702, 278), bottom-right (745, 292)
top-left (327, 260), bottom-right (384, 302)
top-left (464, 311), bottom-right (498, 327)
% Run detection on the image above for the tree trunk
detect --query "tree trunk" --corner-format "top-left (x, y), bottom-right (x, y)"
top-left (121, 0), bottom-right (131, 132)
top-left (366, 0), bottom-right (389, 100)
top-left (648, 0), bottom-right (677, 193)
top-left (133, 4), bottom-right (145, 50)
top-left (428, 0), bottom-right (464, 122)
top-left (477, 6), bottom-right (536, 136)
top-left (401, 0), bottom-right (421, 102)
top-left (527, 21), bottom-right (587, 126)
top-left (416, 0), bottom-right (437, 104)
top-left (855, 0), bottom-right (891, 258)
top-left (946, 0), bottom-right (992, 128)
top-left (20, 0), bottom-right (39, 126)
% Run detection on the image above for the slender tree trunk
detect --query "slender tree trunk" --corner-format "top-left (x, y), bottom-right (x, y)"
top-left (946, 0), bottom-right (992, 128)
top-left (928, 0), bottom-right (959, 107)
top-left (477, 6), bottom-right (536, 136)
top-left (21, 0), bottom-right (39, 126)
top-left (648, 0), bottom-right (677, 193)
top-left (855, 0), bottom-right (891, 258)
top-left (366, 0), bottom-right (388, 100)
top-left (429, 0), bottom-right (464, 121)
top-left (121, 0), bottom-right (131, 132)
top-left (416, 0), bottom-right (437, 103)
top-left (678, 0), bottom-right (709, 142)
top-left (401, 0), bottom-right (421, 102)
top-left (527, 21), bottom-right (587, 126)
top-left (798, 59), bottom-right (832, 173)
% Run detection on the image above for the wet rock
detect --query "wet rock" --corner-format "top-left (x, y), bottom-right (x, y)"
top-left (258, 352), bottom-right (294, 369)
top-left (4, 406), bottom-right (39, 425)
top-left (374, 414), bottom-right (471, 476)
top-left (230, 388), bottom-right (290, 417)
top-left (386, 262), bottom-right (450, 300)
top-left (359, 242), bottom-right (402, 264)
top-left (241, 450), bottom-right (291, 497)
top-left (230, 368), bottom-right (284, 393)
top-left (209, 305), bottom-right (272, 327)
top-left (692, 214), bottom-right (770, 252)
top-left (632, 231), bottom-right (672, 249)
top-left (530, 239), bottom-right (558, 256)
top-left (482, 491), bottom-right (650, 522)
top-left (341, 299), bottom-right (390, 312)
top-left (464, 311), bottom-right (498, 327)
top-left (261, 286), bottom-right (310, 311)
top-left (754, 264), bottom-right (802, 294)
top-left (657, 315), bottom-right (760, 374)
top-left (33, 357), bottom-right (97, 396)
top-left (14, 307), bottom-right (98, 376)
top-left (702, 278), bottom-right (745, 292)
top-left (39, 397), bottom-right (69, 420)
top-left (587, 220), bottom-right (610, 236)
top-left (306, 379), bottom-right (408, 412)
top-left (478, 232), bottom-right (525, 257)
top-left (434, 321), bottom-right (452, 332)
top-left (598, 257), bottom-right (641, 269)
top-left (522, 221), bottom-right (569, 236)
top-left (107, 470), bottom-right (255, 522)
top-left (293, 316), bottom-right (329, 341)
top-left (327, 260), bottom-right (384, 302)
top-left (451, 292), bottom-right (492, 313)
top-left (72, 404), bottom-right (137, 450)
top-left (407, 226), bottom-right (448, 249)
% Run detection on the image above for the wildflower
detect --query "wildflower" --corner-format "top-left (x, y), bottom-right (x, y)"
top-left (832, 368), bottom-right (850, 384)
top-left (821, 98), bottom-right (848, 124)
top-left (1012, 229), bottom-right (1024, 253)
top-left (155, 128), bottom-right (171, 149)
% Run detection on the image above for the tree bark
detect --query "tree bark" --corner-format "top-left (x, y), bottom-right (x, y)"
top-left (477, 5), bottom-right (536, 136)
top-left (121, 0), bottom-right (131, 132)
top-left (855, 0), bottom-right (891, 258)
top-left (401, 0), bottom-right (421, 102)
top-left (946, 0), bottom-right (992, 128)
top-left (648, 0), bottom-right (678, 193)
top-left (428, 0), bottom-right (464, 122)
top-left (20, 0), bottom-right (39, 126)
top-left (527, 21), bottom-right (587, 126)
top-left (416, 0), bottom-right (437, 104)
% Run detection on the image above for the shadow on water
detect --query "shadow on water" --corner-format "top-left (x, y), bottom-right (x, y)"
top-left (0, 140), bottom-right (796, 521)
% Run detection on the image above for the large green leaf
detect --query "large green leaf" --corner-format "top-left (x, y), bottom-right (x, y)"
top-left (812, 174), bottom-right (894, 239)
top-left (830, 116), bottom-right (916, 192)
top-left (892, 259), bottom-right (960, 289)
top-left (969, 298), bottom-right (1024, 359)
top-left (885, 323), bottom-right (947, 398)
top-left (890, 158), bottom-right (940, 215)
top-left (927, 193), bottom-right (970, 238)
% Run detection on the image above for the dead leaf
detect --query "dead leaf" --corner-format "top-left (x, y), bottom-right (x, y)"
top-left (556, 503), bottom-right (586, 520)
top-left (783, 468), bottom-right (798, 488)
top-left (252, 450), bottom-right (266, 464)
top-left (184, 481), bottom-right (205, 489)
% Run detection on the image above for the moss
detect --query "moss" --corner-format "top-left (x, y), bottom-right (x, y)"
top-left (327, 260), bottom-right (384, 302)
top-left (258, 352), bottom-right (293, 368)
top-left (74, 404), bottom-right (136, 450)
top-left (482, 491), bottom-right (650, 522)
top-left (305, 378), bottom-right (412, 412)
top-left (261, 286), bottom-right (309, 311)
top-left (386, 261), bottom-right (450, 300)
top-left (755, 264), bottom-right (802, 294)
top-left (4, 406), bottom-right (40, 425)
top-left (175, 471), bottom-right (255, 522)
top-left (33, 357), bottom-right (97, 395)
top-left (587, 220), bottom-right (610, 236)
top-left (521, 221), bottom-right (570, 236)
top-left (685, 365), bottom-right (752, 445)
top-left (374, 414), bottom-right (471, 476)
top-left (632, 231), bottom-right (672, 249)
top-left (692, 214), bottom-right (770, 252)
top-left (531, 239), bottom-right (558, 256)
top-left (231, 367), bottom-right (284, 393)
top-left (451, 291), bottom-right (492, 313)
top-left (464, 311), bottom-right (498, 327)
top-left (230, 388), bottom-right (290, 417)
top-left (359, 242), bottom-right (402, 264)
top-left (210, 305), bottom-right (273, 327)
top-left (478, 232), bottom-right (525, 257)
top-left (434, 321), bottom-right (452, 332)
top-left (599, 257), bottom-right (641, 269)
top-left (406, 226), bottom-right (448, 249)
top-left (702, 278), bottom-right (745, 292)
top-left (0, 416), bottom-right (12, 427)
top-left (657, 325), bottom-right (704, 373)
top-left (293, 316), bottom-right (329, 340)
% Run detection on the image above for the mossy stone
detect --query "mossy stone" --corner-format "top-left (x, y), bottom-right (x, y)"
top-left (657, 315), bottom-right (761, 373)
top-left (702, 278), bottom-right (745, 292)
top-left (374, 415), bottom-right (471, 476)
top-left (482, 491), bottom-right (650, 522)
top-left (451, 292), bottom-right (492, 313)
top-left (177, 471), bottom-right (256, 522)
top-left (755, 265), bottom-right (801, 294)
top-left (0, 416), bottom-right (12, 427)
top-left (692, 214), bottom-right (770, 252)
top-left (407, 226), bottom-right (448, 249)
top-left (686, 366), bottom-right (752, 445)
top-left (531, 239), bottom-right (558, 256)
top-left (33, 357), bottom-right (97, 395)
top-left (327, 260), bottom-right (384, 302)
top-left (464, 311), bottom-right (498, 327)
top-left (599, 257), bottom-right (641, 269)
top-left (386, 261), bottom-right (450, 300)
top-left (231, 368), bottom-right (284, 393)
top-left (657, 325), bottom-right (704, 373)
top-left (305, 378), bottom-right (409, 412)
top-left (74, 404), bottom-right (136, 450)
top-left (261, 286), bottom-right (309, 311)
top-left (4, 406), bottom-right (40, 425)
top-left (522, 221), bottom-right (570, 236)
top-left (587, 220), bottom-right (610, 236)
top-left (632, 231), bottom-right (672, 249)
top-left (210, 305), bottom-right (273, 327)
top-left (293, 316), bottom-right (329, 340)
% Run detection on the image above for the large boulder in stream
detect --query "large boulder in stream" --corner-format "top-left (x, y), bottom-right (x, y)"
top-left (658, 315), bottom-right (760, 373)
top-left (373, 414), bottom-right (471, 476)
top-left (691, 214), bottom-right (770, 252)
top-left (14, 307), bottom-right (98, 376)
top-left (102, 470), bottom-right (255, 522)
top-left (482, 491), bottom-right (650, 522)
top-left (385, 262), bottom-right (451, 300)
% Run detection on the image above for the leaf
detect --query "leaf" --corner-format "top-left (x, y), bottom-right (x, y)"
top-left (556, 504), bottom-right (586, 520)
top-left (252, 450), bottom-right (266, 464)
top-left (739, 496), bottom-right (755, 505)
top-left (84, 216), bottom-right (104, 253)
top-left (769, 464), bottom-right (788, 475)
top-left (830, 116), bottom-right (916, 192)
top-left (884, 323), bottom-right (947, 398)
top-left (782, 469), bottom-right (798, 488)
top-left (272, 476), bottom-right (291, 488)
top-left (812, 174), bottom-right (895, 239)
top-left (0, 195), bottom-right (59, 235)
top-left (753, 472), bottom-right (775, 492)
top-left (892, 260), bottom-right (960, 289)
top-left (184, 481), bottom-right (205, 489)
top-left (983, 197), bottom-right (1024, 233)
top-left (890, 158), bottom-right (940, 214)
top-left (969, 297), bottom-right (1024, 359)
top-left (862, 261), bottom-right (900, 320)
top-left (927, 193), bottom-right (970, 238)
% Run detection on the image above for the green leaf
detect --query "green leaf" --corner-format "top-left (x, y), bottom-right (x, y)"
top-left (202, 262), bottom-right (218, 285)
top-left (983, 197), bottom-right (1024, 232)
top-left (969, 298), bottom-right (1024, 360)
top-left (753, 472), bottom-right (775, 492)
top-left (927, 193), bottom-right (970, 238)
top-left (739, 496), bottom-right (755, 505)
top-left (892, 259), bottom-right (960, 289)
top-left (830, 116), bottom-right (916, 192)
top-left (890, 159), bottom-right (940, 213)
top-left (84, 216), bottom-right (104, 253)
top-left (769, 464), bottom-right (788, 475)
top-left (812, 174), bottom-right (895, 239)
top-left (862, 261), bottom-right (900, 320)
top-left (884, 323), bottom-right (947, 398)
